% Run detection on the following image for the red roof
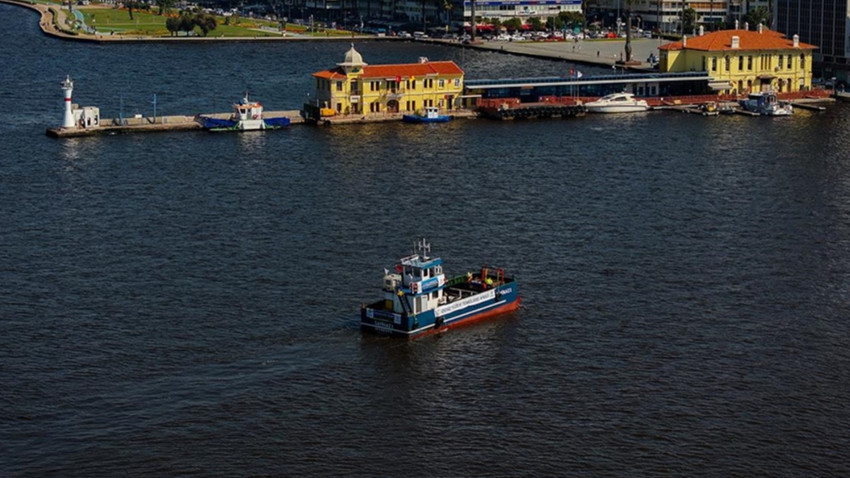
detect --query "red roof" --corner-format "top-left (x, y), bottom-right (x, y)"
top-left (312, 68), bottom-right (347, 80)
top-left (659, 28), bottom-right (817, 52)
top-left (312, 61), bottom-right (463, 80)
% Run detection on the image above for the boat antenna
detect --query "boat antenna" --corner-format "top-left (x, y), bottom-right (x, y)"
top-left (416, 238), bottom-right (431, 259)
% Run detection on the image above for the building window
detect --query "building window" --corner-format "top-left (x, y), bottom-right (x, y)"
top-left (738, 56), bottom-right (744, 71)
top-left (747, 56), bottom-right (753, 70)
top-left (787, 56), bottom-right (792, 69)
top-left (454, 78), bottom-right (460, 87)
top-left (778, 55), bottom-right (783, 70)
top-left (711, 57), bottom-right (717, 71)
top-left (336, 81), bottom-right (343, 91)
top-left (438, 79), bottom-right (445, 88)
top-left (725, 56), bottom-right (730, 71)
top-left (351, 80), bottom-right (359, 93)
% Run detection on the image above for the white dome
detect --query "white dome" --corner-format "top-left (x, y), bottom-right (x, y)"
top-left (337, 44), bottom-right (367, 68)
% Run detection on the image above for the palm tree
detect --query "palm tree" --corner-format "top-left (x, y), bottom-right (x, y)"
top-left (470, 0), bottom-right (476, 41)
top-left (624, 0), bottom-right (634, 62)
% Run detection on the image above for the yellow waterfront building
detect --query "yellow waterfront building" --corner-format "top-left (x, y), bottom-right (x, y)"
top-left (659, 26), bottom-right (817, 95)
top-left (309, 45), bottom-right (464, 117)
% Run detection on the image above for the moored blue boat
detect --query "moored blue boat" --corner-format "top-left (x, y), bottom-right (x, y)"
top-left (402, 106), bottom-right (451, 123)
top-left (361, 239), bottom-right (520, 338)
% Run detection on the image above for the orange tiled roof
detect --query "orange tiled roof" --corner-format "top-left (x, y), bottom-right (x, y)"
top-left (362, 61), bottom-right (464, 78)
top-left (659, 28), bottom-right (817, 52)
top-left (312, 61), bottom-right (464, 80)
top-left (312, 68), bottom-right (348, 80)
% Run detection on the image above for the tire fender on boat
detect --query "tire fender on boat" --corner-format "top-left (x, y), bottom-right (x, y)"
top-left (434, 317), bottom-right (444, 329)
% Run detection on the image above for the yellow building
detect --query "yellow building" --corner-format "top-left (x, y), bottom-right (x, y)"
top-left (659, 26), bottom-right (817, 95)
top-left (309, 45), bottom-right (464, 116)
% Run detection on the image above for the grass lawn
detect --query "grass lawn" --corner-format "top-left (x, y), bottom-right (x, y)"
top-left (77, 6), bottom-right (354, 37)
top-left (80, 8), bottom-right (168, 34)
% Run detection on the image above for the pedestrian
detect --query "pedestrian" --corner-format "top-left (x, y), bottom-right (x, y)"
top-left (597, 50), bottom-right (600, 57)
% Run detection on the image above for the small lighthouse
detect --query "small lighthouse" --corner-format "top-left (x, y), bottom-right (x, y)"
top-left (61, 75), bottom-right (75, 128)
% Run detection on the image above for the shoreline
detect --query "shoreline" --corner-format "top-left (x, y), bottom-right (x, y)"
top-left (1, 0), bottom-right (655, 70)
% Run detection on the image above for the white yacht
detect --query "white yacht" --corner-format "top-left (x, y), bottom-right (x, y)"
top-left (583, 92), bottom-right (649, 113)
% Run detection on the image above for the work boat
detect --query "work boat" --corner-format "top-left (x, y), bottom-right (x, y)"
top-left (739, 91), bottom-right (793, 116)
top-left (402, 106), bottom-right (451, 123)
top-left (361, 239), bottom-right (520, 338)
top-left (583, 92), bottom-right (649, 113)
top-left (198, 94), bottom-right (291, 131)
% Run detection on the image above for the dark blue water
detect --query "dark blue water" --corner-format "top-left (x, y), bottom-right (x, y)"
top-left (2, 4), bottom-right (850, 476)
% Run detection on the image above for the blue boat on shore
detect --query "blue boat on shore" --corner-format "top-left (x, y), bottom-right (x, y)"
top-left (361, 239), bottom-right (520, 338)
top-left (402, 106), bottom-right (451, 124)
top-left (198, 95), bottom-right (291, 131)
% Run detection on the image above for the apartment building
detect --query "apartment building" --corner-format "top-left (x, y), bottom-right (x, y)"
top-left (774, 0), bottom-right (850, 83)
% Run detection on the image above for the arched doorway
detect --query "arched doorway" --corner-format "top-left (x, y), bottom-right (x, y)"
top-left (387, 100), bottom-right (399, 113)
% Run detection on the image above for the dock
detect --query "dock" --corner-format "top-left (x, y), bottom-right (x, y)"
top-left (789, 101), bottom-right (827, 111)
top-left (316, 109), bottom-right (477, 125)
top-left (478, 102), bottom-right (585, 120)
top-left (46, 110), bottom-right (304, 138)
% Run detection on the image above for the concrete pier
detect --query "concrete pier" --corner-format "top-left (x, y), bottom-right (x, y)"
top-left (46, 110), bottom-right (304, 138)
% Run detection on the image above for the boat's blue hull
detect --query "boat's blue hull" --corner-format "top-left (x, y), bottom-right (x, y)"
top-left (361, 280), bottom-right (519, 338)
top-left (263, 117), bottom-right (292, 128)
top-left (199, 117), bottom-right (237, 129)
top-left (198, 116), bottom-right (291, 131)
top-left (402, 114), bottom-right (451, 123)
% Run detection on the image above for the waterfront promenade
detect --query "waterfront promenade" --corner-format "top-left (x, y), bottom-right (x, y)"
top-left (444, 37), bottom-right (665, 71)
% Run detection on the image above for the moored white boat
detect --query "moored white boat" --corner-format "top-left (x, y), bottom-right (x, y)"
top-left (583, 92), bottom-right (649, 113)
top-left (739, 91), bottom-right (793, 116)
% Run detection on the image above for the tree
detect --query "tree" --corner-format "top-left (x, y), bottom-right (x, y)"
top-left (503, 17), bottom-right (522, 32)
top-left (582, 0), bottom-right (598, 33)
top-left (157, 0), bottom-right (175, 15)
top-left (744, 6), bottom-right (769, 29)
top-left (558, 11), bottom-right (583, 29)
top-left (527, 16), bottom-right (543, 31)
top-left (178, 13), bottom-right (195, 36)
top-left (624, 0), bottom-right (633, 62)
top-left (194, 12), bottom-right (218, 37)
top-left (165, 16), bottom-right (180, 36)
top-left (681, 7), bottom-right (697, 34)
top-left (470, 0), bottom-right (476, 41)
